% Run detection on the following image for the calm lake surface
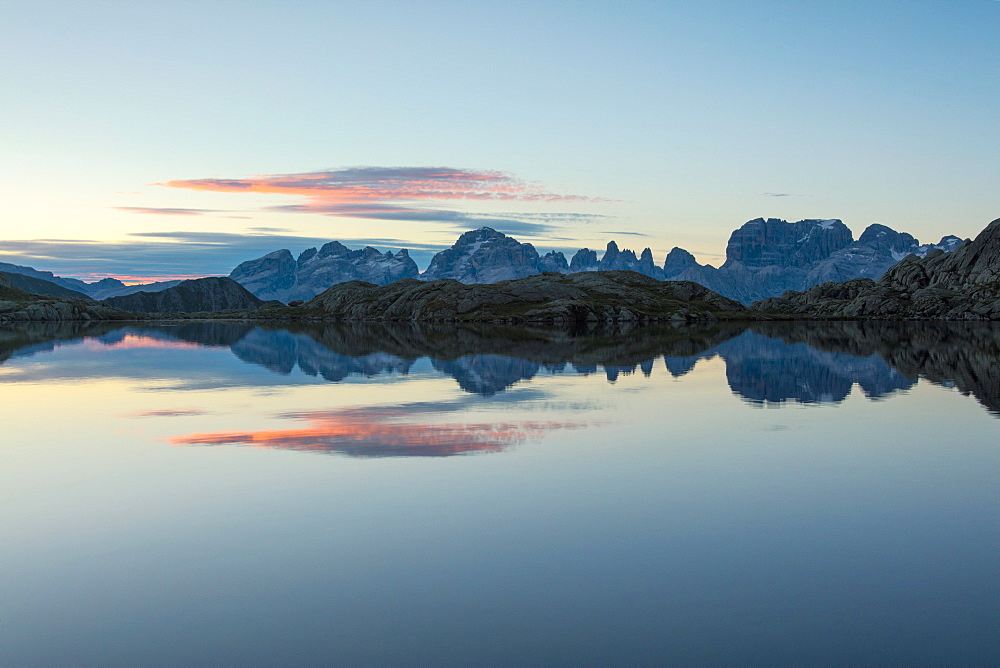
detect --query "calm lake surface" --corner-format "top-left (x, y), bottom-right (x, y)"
top-left (2, 320), bottom-right (997, 665)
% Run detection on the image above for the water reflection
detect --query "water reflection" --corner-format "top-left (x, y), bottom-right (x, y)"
top-left (1, 319), bottom-right (998, 415)
top-left (170, 402), bottom-right (589, 457)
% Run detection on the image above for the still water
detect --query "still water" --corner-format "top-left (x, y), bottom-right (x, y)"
top-left (1, 321), bottom-right (997, 665)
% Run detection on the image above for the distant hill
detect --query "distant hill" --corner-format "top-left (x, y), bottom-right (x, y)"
top-left (0, 262), bottom-right (185, 299)
top-left (0, 271), bottom-right (94, 300)
top-left (101, 276), bottom-right (266, 313)
top-left (87, 277), bottom-right (183, 299)
top-left (0, 261), bottom-right (92, 293)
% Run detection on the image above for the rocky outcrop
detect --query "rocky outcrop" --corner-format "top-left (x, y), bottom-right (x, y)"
top-left (295, 270), bottom-right (745, 323)
top-left (230, 243), bottom-right (418, 302)
top-left (101, 277), bottom-right (266, 313)
top-left (750, 218), bottom-right (1000, 320)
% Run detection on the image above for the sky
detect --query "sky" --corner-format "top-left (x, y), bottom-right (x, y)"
top-left (1, 0), bottom-right (998, 282)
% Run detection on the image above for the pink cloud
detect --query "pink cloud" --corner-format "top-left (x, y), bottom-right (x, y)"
top-left (162, 167), bottom-right (605, 212)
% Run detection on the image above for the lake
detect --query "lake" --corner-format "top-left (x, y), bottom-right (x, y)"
top-left (1, 320), bottom-right (997, 665)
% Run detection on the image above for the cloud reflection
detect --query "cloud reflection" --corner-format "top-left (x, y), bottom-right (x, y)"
top-left (169, 404), bottom-right (589, 458)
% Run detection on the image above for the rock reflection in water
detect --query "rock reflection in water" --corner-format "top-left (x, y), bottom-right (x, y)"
top-left (1, 319), bottom-right (998, 415)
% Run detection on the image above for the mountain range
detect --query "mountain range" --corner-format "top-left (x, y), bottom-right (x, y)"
top-left (0, 217), bottom-right (964, 305)
top-left (226, 219), bottom-right (961, 304)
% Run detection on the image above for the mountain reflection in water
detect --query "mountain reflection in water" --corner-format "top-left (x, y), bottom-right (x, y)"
top-left (2, 320), bottom-right (998, 418)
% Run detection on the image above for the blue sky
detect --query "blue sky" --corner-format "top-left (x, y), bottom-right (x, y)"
top-left (1, 0), bottom-right (997, 281)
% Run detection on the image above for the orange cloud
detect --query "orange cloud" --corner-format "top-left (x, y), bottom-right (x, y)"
top-left (168, 405), bottom-right (588, 457)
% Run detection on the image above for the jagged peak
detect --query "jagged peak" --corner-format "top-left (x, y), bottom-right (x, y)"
top-left (455, 226), bottom-right (507, 245)
top-left (319, 240), bottom-right (350, 256)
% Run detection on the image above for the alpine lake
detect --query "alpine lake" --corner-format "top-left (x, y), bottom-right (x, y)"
top-left (1, 319), bottom-right (997, 665)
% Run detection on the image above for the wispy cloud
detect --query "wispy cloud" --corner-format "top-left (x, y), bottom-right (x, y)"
top-left (131, 408), bottom-right (208, 417)
top-left (114, 206), bottom-right (221, 215)
top-left (760, 192), bottom-right (802, 197)
top-left (164, 166), bottom-right (605, 205)
top-left (600, 230), bottom-right (648, 237)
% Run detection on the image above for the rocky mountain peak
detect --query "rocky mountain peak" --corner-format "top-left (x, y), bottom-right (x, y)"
top-left (91, 277), bottom-right (127, 290)
top-left (455, 227), bottom-right (507, 246)
top-left (318, 240), bottom-right (350, 257)
top-left (662, 247), bottom-right (700, 278)
top-left (539, 250), bottom-right (569, 273)
top-left (422, 227), bottom-right (542, 283)
top-left (723, 217), bottom-right (853, 269)
top-left (857, 224), bottom-right (918, 254)
top-left (570, 249), bottom-right (599, 271)
top-left (231, 241), bottom-right (418, 302)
